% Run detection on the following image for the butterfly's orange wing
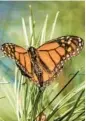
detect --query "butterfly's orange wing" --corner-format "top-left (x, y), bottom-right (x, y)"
top-left (37, 36), bottom-right (83, 84)
top-left (1, 35), bottom-right (84, 86)
top-left (1, 43), bottom-right (32, 78)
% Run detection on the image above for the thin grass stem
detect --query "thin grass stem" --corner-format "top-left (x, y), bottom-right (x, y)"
top-left (35, 71), bottom-right (79, 120)
top-left (29, 5), bottom-right (35, 46)
top-left (40, 14), bottom-right (48, 45)
top-left (50, 11), bottom-right (59, 39)
top-left (71, 111), bottom-right (84, 121)
top-left (22, 17), bottom-right (29, 46)
top-left (65, 90), bottom-right (84, 121)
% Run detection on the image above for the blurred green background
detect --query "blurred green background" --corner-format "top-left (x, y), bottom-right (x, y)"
top-left (0, 1), bottom-right (85, 121)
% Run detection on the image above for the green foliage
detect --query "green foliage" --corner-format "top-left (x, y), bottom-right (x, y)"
top-left (0, 3), bottom-right (84, 121)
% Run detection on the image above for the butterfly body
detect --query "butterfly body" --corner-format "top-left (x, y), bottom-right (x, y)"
top-left (1, 35), bottom-right (83, 87)
top-left (29, 46), bottom-right (43, 87)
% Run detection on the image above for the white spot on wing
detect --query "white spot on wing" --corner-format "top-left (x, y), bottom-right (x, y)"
top-left (60, 36), bottom-right (64, 39)
top-left (79, 43), bottom-right (82, 47)
top-left (78, 38), bottom-right (82, 42)
top-left (66, 54), bottom-right (70, 58)
top-left (66, 36), bottom-right (70, 39)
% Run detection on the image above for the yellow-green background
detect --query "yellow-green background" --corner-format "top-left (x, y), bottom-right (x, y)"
top-left (0, 1), bottom-right (85, 121)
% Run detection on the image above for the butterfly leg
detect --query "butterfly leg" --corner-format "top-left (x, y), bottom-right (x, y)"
top-left (29, 47), bottom-right (44, 88)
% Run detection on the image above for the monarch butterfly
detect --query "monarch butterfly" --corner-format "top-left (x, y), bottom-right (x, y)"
top-left (1, 35), bottom-right (83, 87)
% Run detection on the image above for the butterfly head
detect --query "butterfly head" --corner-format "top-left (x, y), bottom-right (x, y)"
top-left (28, 46), bottom-right (35, 51)
top-left (28, 46), bottom-right (37, 58)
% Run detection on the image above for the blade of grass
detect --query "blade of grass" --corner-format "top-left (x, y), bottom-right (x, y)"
top-left (23, 82), bottom-right (29, 121)
top-left (29, 5), bottom-right (35, 46)
top-left (42, 83), bottom-right (59, 110)
top-left (22, 17), bottom-right (29, 46)
top-left (46, 71), bottom-right (79, 109)
top-left (14, 68), bottom-right (25, 121)
top-left (26, 82), bottom-right (34, 117)
top-left (54, 103), bottom-right (84, 121)
top-left (14, 67), bottom-right (19, 121)
top-left (71, 111), bottom-right (84, 121)
top-left (54, 108), bottom-right (73, 121)
top-left (16, 72), bottom-right (22, 121)
top-left (58, 82), bottom-right (84, 110)
top-left (65, 90), bottom-right (84, 121)
top-left (59, 96), bottom-right (84, 110)
top-left (14, 66), bottom-right (19, 93)
top-left (29, 86), bottom-right (45, 121)
top-left (35, 14), bottom-right (49, 47)
top-left (35, 71), bottom-right (79, 120)
top-left (40, 14), bottom-right (48, 45)
top-left (50, 11), bottom-right (59, 39)
top-left (0, 83), bottom-right (16, 114)
top-left (47, 82), bottom-right (84, 120)
top-left (31, 90), bottom-right (43, 120)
